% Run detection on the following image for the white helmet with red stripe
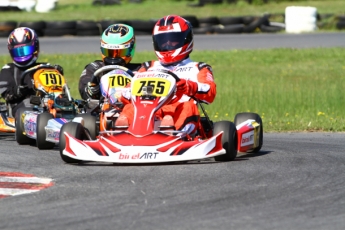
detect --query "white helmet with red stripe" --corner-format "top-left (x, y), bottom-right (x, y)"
top-left (152, 15), bottom-right (193, 65)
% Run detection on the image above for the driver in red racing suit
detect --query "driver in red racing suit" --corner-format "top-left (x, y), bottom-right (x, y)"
top-left (117, 15), bottom-right (216, 135)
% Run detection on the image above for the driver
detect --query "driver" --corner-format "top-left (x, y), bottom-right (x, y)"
top-left (0, 27), bottom-right (64, 117)
top-left (79, 24), bottom-right (141, 100)
top-left (117, 15), bottom-right (216, 136)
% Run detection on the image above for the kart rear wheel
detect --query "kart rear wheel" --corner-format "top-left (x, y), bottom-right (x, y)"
top-left (59, 122), bottom-right (84, 164)
top-left (15, 107), bottom-right (32, 145)
top-left (76, 113), bottom-right (98, 139)
top-left (213, 121), bottom-right (237, 161)
top-left (234, 112), bottom-right (263, 152)
top-left (36, 113), bottom-right (55, 150)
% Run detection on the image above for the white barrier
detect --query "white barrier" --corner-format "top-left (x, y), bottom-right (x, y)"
top-left (17, 0), bottom-right (36, 12)
top-left (35, 0), bottom-right (57, 13)
top-left (285, 6), bottom-right (318, 33)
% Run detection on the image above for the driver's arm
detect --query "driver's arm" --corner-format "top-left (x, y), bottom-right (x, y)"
top-left (0, 66), bottom-right (21, 103)
top-left (78, 61), bottom-right (103, 100)
top-left (194, 63), bottom-right (216, 104)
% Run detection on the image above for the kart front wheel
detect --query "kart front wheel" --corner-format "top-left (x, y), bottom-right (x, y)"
top-left (36, 113), bottom-right (55, 150)
top-left (59, 122), bottom-right (85, 164)
top-left (234, 112), bottom-right (263, 152)
top-left (213, 121), bottom-right (237, 161)
top-left (15, 107), bottom-right (32, 145)
top-left (76, 113), bottom-right (98, 139)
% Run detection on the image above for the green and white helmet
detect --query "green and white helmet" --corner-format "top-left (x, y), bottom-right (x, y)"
top-left (100, 24), bottom-right (136, 65)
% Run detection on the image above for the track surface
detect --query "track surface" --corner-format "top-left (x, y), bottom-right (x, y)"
top-left (1, 32), bottom-right (345, 54)
top-left (0, 34), bottom-right (345, 229)
top-left (0, 133), bottom-right (344, 230)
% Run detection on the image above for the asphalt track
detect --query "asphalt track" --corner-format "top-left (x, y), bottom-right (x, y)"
top-left (0, 32), bottom-right (345, 54)
top-left (1, 33), bottom-right (345, 230)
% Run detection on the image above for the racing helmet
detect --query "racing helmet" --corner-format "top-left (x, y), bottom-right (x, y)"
top-left (152, 15), bottom-right (194, 65)
top-left (100, 24), bottom-right (136, 66)
top-left (7, 27), bottom-right (40, 68)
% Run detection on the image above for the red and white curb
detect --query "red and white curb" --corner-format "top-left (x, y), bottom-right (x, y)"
top-left (0, 172), bottom-right (54, 199)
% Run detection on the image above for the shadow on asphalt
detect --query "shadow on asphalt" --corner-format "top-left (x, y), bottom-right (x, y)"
top-left (236, 150), bottom-right (272, 160)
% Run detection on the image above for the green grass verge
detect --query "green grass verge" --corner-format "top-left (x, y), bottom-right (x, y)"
top-left (1, 47), bottom-right (344, 132)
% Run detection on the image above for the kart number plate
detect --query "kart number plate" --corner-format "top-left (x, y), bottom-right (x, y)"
top-left (132, 78), bottom-right (171, 96)
top-left (101, 74), bottom-right (131, 89)
top-left (37, 70), bottom-right (65, 87)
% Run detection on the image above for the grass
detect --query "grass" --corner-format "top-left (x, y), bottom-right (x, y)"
top-left (0, 0), bottom-right (344, 25)
top-left (1, 0), bottom-right (344, 132)
top-left (1, 47), bottom-right (344, 132)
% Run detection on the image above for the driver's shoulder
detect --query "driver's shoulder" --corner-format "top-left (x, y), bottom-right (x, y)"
top-left (85, 60), bottom-right (104, 70)
top-left (1, 63), bottom-right (14, 71)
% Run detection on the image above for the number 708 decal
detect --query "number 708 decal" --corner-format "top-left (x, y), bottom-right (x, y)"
top-left (132, 78), bottom-right (171, 96)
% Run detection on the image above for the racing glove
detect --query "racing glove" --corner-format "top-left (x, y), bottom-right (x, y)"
top-left (86, 82), bottom-right (100, 98)
top-left (16, 85), bottom-right (30, 98)
top-left (176, 79), bottom-right (198, 97)
top-left (5, 85), bottom-right (30, 103)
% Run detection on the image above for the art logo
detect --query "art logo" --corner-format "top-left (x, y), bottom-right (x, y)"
top-left (0, 172), bottom-right (54, 199)
top-left (241, 131), bottom-right (254, 147)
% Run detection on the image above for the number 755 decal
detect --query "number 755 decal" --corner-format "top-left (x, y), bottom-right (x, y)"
top-left (132, 78), bottom-right (171, 96)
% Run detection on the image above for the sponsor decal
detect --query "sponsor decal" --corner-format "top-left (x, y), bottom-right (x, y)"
top-left (119, 153), bottom-right (140, 160)
top-left (135, 73), bottom-right (155, 78)
top-left (0, 172), bottom-right (54, 199)
top-left (140, 152), bottom-right (159, 159)
top-left (24, 120), bottom-right (36, 134)
top-left (241, 131), bottom-right (254, 147)
top-left (118, 152), bottom-right (159, 160)
top-left (101, 43), bottom-right (130, 49)
top-left (47, 129), bottom-right (60, 140)
top-left (175, 67), bottom-right (192, 72)
top-left (135, 72), bottom-right (170, 79)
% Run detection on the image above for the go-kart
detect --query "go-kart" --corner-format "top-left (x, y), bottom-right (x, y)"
top-left (15, 64), bottom-right (85, 149)
top-left (0, 100), bottom-right (15, 133)
top-left (59, 66), bottom-right (263, 164)
top-left (86, 64), bottom-right (134, 132)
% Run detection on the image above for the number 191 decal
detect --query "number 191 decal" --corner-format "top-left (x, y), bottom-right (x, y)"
top-left (37, 70), bottom-right (65, 87)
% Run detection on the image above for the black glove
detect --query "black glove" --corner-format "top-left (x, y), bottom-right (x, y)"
top-left (16, 85), bottom-right (29, 98)
top-left (5, 85), bottom-right (29, 102)
top-left (54, 64), bottom-right (64, 75)
top-left (85, 82), bottom-right (100, 98)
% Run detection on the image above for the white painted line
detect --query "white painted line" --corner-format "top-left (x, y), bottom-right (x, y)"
top-left (0, 188), bottom-right (40, 196)
top-left (0, 177), bottom-right (53, 184)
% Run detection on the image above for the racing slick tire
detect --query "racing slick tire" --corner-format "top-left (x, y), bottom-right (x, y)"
top-left (59, 122), bottom-right (84, 164)
top-left (76, 113), bottom-right (98, 139)
top-left (213, 121), bottom-right (237, 161)
top-left (234, 112), bottom-right (263, 152)
top-left (36, 113), bottom-right (55, 150)
top-left (15, 107), bottom-right (32, 145)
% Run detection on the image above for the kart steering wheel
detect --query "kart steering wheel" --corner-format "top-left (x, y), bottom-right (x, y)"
top-left (19, 64), bottom-right (56, 86)
top-left (91, 65), bottom-right (134, 84)
top-left (155, 69), bottom-right (181, 83)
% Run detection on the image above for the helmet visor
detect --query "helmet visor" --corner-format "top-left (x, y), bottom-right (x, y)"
top-left (100, 43), bottom-right (133, 58)
top-left (10, 45), bottom-right (36, 58)
top-left (153, 31), bottom-right (188, 52)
